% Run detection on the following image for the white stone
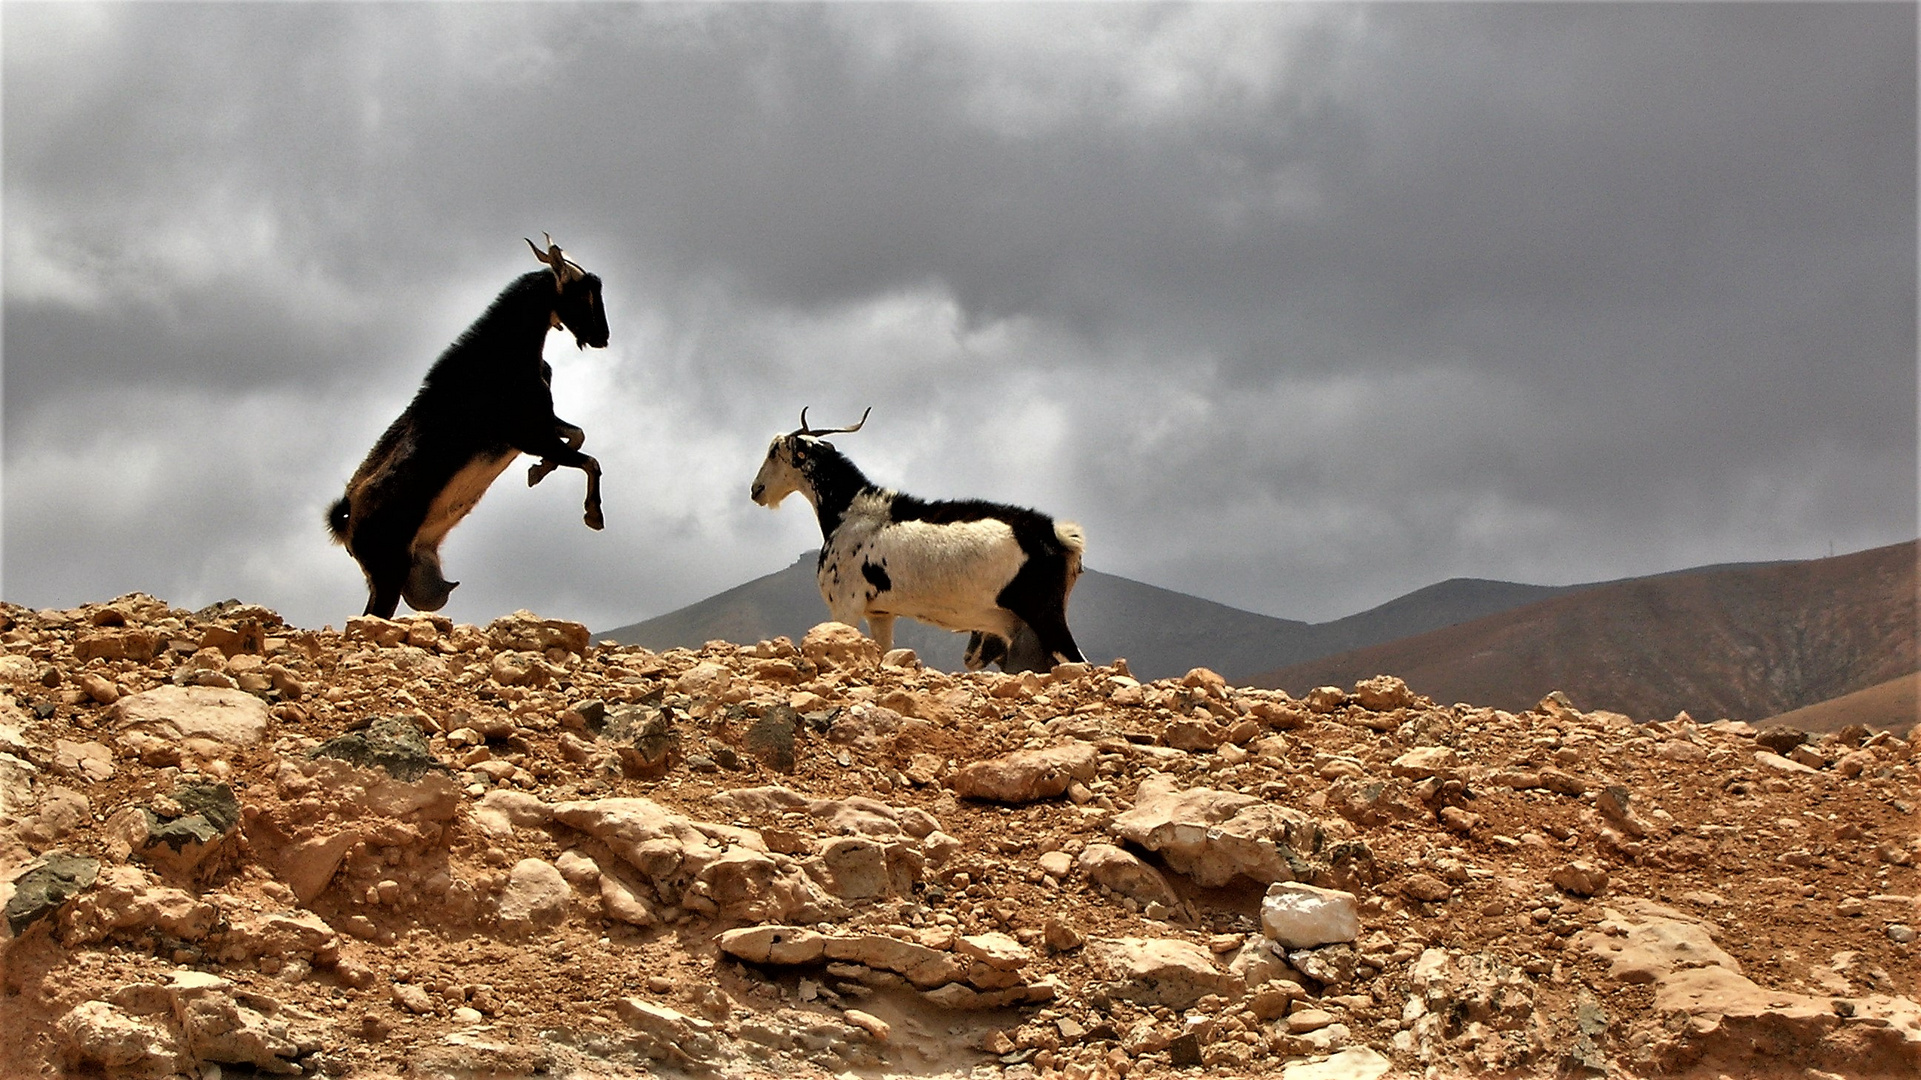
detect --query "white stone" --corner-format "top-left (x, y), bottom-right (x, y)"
top-left (111, 686), bottom-right (270, 747)
top-left (1261, 882), bottom-right (1360, 948)
top-left (1280, 1046), bottom-right (1391, 1080)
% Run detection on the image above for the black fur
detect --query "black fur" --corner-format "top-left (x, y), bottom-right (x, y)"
top-left (330, 260), bottom-right (610, 619)
top-left (862, 560), bottom-right (892, 594)
top-left (793, 440), bottom-right (874, 544)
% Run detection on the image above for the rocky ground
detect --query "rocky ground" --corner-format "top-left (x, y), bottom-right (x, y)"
top-left (0, 595), bottom-right (1915, 1080)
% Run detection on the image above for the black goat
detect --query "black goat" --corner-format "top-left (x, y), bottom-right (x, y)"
top-left (327, 236), bottom-right (609, 619)
top-left (751, 409), bottom-right (1087, 668)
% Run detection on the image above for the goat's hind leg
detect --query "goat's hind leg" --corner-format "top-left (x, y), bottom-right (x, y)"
top-left (1023, 611), bottom-right (1085, 667)
top-left (998, 554), bottom-right (1086, 667)
top-left (360, 549), bottom-right (409, 620)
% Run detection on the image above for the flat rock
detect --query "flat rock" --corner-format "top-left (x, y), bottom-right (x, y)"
top-left (1574, 898), bottom-right (1740, 983)
top-left (1389, 746), bottom-right (1459, 778)
top-left (1087, 936), bottom-right (1239, 1009)
top-left (1111, 775), bottom-right (1322, 887)
top-left (1077, 843), bottom-right (1180, 908)
top-left (956, 931), bottom-right (1031, 971)
top-left (822, 933), bottom-right (966, 989)
top-left (1280, 1046), bottom-right (1393, 1080)
top-left (949, 742), bottom-right (1098, 803)
top-left (111, 686), bottom-right (269, 748)
top-left (716, 925), bottom-right (828, 966)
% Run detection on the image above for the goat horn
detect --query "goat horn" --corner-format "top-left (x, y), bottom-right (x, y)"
top-left (796, 406), bottom-right (871, 437)
top-left (528, 233), bottom-right (584, 291)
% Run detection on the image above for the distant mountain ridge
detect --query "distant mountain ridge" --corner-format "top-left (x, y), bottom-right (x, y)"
top-left (601, 554), bottom-right (1600, 681)
top-left (1250, 540), bottom-right (1916, 724)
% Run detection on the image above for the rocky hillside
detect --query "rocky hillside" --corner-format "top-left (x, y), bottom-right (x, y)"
top-left (1254, 540), bottom-right (1916, 724)
top-left (0, 595), bottom-right (1916, 1080)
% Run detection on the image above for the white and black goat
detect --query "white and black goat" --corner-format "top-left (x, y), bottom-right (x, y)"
top-left (327, 236), bottom-right (609, 619)
top-left (750, 409), bottom-right (1087, 669)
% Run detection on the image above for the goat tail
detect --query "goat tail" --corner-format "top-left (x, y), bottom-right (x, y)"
top-left (325, 496), bottom-right (352, 544)
top-left (1054, 520), bottom-right (1086, 576)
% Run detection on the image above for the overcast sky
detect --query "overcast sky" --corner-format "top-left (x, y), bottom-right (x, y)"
top-left (4, 2), bottom-right (1914, 635)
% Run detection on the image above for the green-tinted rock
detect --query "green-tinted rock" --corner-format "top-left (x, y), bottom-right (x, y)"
top-left (5, 853), bottom-right (100, 936)
top-left (309, 715), bottom-right (445, 782)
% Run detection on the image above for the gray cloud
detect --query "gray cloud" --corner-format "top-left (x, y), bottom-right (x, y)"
top-left (5, 2), bottom-right (1912, 631)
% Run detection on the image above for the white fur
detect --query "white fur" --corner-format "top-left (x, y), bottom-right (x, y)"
top-left (820, 491), bottom-right (1028, 649)
top-left (751, 431), bottom-right (1080, 660)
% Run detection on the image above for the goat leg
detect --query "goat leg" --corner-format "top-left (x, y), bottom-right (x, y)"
top-left (527, 423), bottom-right (587, 487)
top-left (581, 456), bottom-right (604, 530)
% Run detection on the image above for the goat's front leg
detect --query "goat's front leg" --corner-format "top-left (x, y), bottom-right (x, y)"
top-left (867, 613), bottom-right (896, 655)
top-left (520, 423), bottom-right (603, 530)
top-left (527, 422), bottom-right (586, 487)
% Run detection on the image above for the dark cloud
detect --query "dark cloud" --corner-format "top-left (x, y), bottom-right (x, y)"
top-left (4, 2), bottom-right (1912, 630)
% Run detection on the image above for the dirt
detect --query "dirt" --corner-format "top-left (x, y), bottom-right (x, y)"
top-left (0, 595), bottom-right (1915, 1080)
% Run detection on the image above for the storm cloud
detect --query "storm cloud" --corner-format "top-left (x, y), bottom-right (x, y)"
top-left (5, 2), bottom-right (1913, 633)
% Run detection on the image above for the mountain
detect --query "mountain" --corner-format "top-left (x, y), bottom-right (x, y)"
top-left (597, 555), bottom-right (1319, 682)
top-left (600, 557), bottom-right (1605, 682)
top-left (1248, 540), bottom-right (1917, 723)
top-left (1756, 673), bottom-right (1918, 736)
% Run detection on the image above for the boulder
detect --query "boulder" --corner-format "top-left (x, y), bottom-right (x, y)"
top-left (949, 743), bottom-right (1099, 803)
top-left (1261, 882), bottom-right (1360, 949)
top-left (103, 782), bottom-right (241, 880)
top-left (1087, 937), bottom-right (1240, 1008)
top-left (487, 611), bottom-right (591, 656)
top-left (1111, 776), bottom-right (1322, 886)
top-left (55, 1000), bottom-right (186, 1076)
top-left (800, 622), bottom-right (879, 670)
top-left (1077, 843), bottom-right (1181, 908)
top-left (4, 853), bottom-right (100, 939)
top-left (497, 858), bottom-right (570, 932)
top-left (58, 865), bottom-right (217, 946)
top-left (111, 686), bottom-right (270, 752)
top-left (1351, 675), bottom-right (1417, 711)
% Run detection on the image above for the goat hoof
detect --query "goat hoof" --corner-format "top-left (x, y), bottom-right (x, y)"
top-left (585, 509), bottom-right (605, 531)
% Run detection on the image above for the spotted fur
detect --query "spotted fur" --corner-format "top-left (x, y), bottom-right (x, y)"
top-left (750, 421), bottom-right (1085, 668)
